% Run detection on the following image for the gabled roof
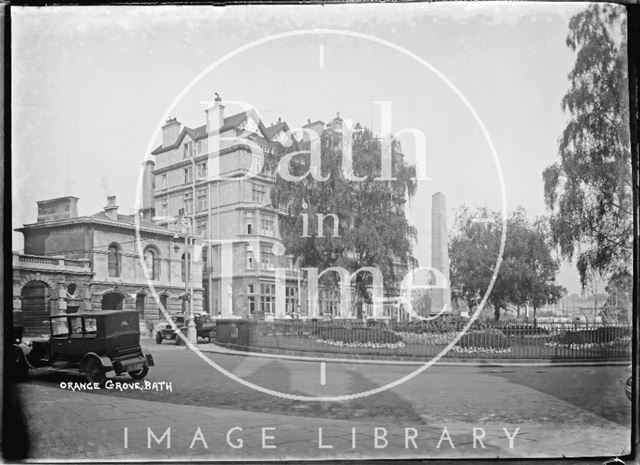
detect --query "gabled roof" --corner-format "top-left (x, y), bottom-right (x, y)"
top-left (299, 120), bottom-right (325, 142)
top-left (264, 121), bottom-right (288, 139)
top-left (151, 109), bottom-right (271, 155)
top-left (184, 125), bottom-right (207, 141)
top-left (303, 120), bottom-right (324, 128)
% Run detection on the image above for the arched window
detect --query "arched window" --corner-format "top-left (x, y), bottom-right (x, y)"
top-left (108, 243), bottom-right (121, 277)
top-left (143, 247), bottom-right (160, 280)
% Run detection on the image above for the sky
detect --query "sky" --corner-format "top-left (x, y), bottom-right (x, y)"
top-left (11, 2), bottom-right (623, 295)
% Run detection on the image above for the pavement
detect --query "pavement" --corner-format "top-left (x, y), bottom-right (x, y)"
top-left (15, 382), bottom-right (632, 461)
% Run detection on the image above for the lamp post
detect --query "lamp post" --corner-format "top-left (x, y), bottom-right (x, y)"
top-left (173, 215), bottom-right (197, 344)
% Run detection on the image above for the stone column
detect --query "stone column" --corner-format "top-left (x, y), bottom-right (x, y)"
top-left (57, 281), bottom-right (68, 313)
top-left (83, 285), bottom-right (93, 311)
top-left (430, 192), bottom-right (452, 315)
top-left (275, 269), bottom-right (286, 318)
top-left (220, 243), bottom-right (233, 317)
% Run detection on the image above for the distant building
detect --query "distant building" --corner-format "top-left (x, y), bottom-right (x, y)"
top-left (13, 195), bottom-right (203, 335)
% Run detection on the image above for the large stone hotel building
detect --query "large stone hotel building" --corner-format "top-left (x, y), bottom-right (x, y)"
top-left (144, 95), bottom-right (308, 318)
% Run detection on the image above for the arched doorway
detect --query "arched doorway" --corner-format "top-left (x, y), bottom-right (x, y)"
top-left (102, 292), bottom-right (124, 310)
top-left (21, 281), bottom-right (50, 335)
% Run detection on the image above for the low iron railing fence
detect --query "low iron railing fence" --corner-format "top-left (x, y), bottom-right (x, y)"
top-left (213, 319), bottom-right (632, 360)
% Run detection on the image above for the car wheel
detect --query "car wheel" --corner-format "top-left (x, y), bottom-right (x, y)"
top-left (625, 375), bottom-right (632, 401)
top-left (129, 366), bottom-right (149, 380)
top-left (85, 358), bottom-right (107, 388)
top-left (175, 335), bottom-right (183, 346)
top-left (14, 348), bottom-right (28, 381)
top-left (155, 332), bottom-right (163, 344)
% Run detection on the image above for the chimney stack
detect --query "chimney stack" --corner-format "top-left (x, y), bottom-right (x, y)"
top-left (104, 195), bottom-right (119, 221)
top-left (206, 93), bottom-right (225, 134)
top-left (36, 196), bottom-right (79, 223)
top-left (162, 117), bottom-right (181, 147)
top-left (140, 160), bottom-right (156, 220)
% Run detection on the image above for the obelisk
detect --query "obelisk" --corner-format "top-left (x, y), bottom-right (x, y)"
top-left (430, 192), bottom-right (452, 314)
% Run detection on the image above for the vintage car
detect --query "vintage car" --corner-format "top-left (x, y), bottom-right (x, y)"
top-left (623, 364), bottom-right (632, 401)
top-left (14, 310), bottom-right (154, 387)
top-left (155, 312), bottom-right (216, 345)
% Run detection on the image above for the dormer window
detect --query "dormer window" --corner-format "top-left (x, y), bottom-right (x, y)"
top-left (274, 131), bottom-right (291, 146)
top-left (239, 118), bottom-right (258, 135)
top-left (183, 141), bottom-right (194, 158)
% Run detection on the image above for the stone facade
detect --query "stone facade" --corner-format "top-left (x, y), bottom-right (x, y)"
top-left (148, 98), bottom-right (305, 318)
top-left (14, 196), bottom-right (203, 336)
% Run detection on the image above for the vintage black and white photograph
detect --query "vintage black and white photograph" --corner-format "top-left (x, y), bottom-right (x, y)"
top-left (6, 2), bottom-right (636, 462)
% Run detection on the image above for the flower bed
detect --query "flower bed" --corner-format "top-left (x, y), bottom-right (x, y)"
top-left (396, 331), bottom-right (458, 345)
top-left (316, 339), bottom-right (406, 349)
top-left (393, 317), bottom-right (486, 334)
top-left (545, 335), bottom-right (631, 350)
top-left (451, 346), bottom-right (512, 354)
top-left (313, 327), bottom-right (403, 345)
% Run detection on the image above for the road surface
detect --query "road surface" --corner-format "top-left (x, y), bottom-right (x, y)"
top-left (9, 340), bottom-right (632, 461)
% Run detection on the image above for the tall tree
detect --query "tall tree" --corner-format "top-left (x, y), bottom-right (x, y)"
top-left (514, 218), bottom-right (567, 320)
top-left (271, 118), bottom-right (417, 310)
top-left (450, 207), bottom-right (565, 321)
top-left (542, 4), bottom-right (631, 287)
top-left (604, 269), bottom-right (632, 321)
top-left (449, 206), bottom-right (502, 317)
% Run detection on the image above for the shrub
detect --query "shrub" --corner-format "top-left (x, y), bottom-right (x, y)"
top-left (456, 329), bottom-right (510, 349)
top-left (392, 316), bottom-right (485, 334)
top-left (557, 326), bottom-right (631, 345)
top-left (314, 327), bottom-right (402, 344)
top-left (499, 325), bottom-right (549, 337)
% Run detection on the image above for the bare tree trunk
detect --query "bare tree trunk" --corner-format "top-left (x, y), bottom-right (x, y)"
top-left (494, 305), bottom-right (501, 322)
